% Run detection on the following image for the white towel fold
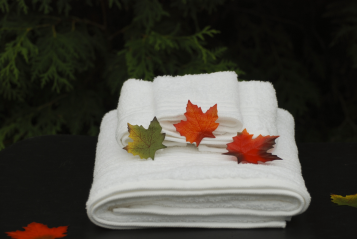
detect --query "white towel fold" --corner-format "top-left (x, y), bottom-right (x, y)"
top-left (86, 108), bottom-right (311, 229)
top-left (200, 81), bottom-right (279, 153)
top-left (238, 81), bottom-right (278, 137)
top-left (153, 71), bottom-right (243, 146)
top-left (115, 79), bottom-right (154, 147)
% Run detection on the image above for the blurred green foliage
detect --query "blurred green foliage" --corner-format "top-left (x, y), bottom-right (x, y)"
top-left (0, 0), bottom-right (356, 149)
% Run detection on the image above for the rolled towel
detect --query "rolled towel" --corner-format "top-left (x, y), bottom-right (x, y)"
top-left (86, 108), bottom-right (311, 229)
top-left (153, 71), bottom-right (243, 147)
top-left (115, 79), bottom-right (186, 148)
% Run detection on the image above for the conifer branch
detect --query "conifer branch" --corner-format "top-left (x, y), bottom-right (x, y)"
top-left (36, 94), bottom-right (67, 111)
top-left (237, 8), bottom-right (305, 32)
top-left (70, 16), bottom-right (106, 30)
top-left (40, 15), bottom-right (106, 30)
top-left (100, 0), bottom-right (107, 29)
top-left (0, 0), bottom-right (251, 149)
top-left (52, 25), bottom-right (56, 38)
top-left (108, 25), bottom-right (130, 40)
top-left (1, 24), bottom-right (52, 31)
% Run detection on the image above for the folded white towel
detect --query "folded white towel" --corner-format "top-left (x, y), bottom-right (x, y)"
top-left (116, 72), bottom-right (244, 151)
top-left (115, 74), bottom-right (280, 153)
top-left (86, 108), bottom-right (311, 229)
top-left (153, 71), bottom-right (243, 146)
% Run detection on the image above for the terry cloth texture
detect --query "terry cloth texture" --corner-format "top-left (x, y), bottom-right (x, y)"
top-left (86, 108), bottom-right (311, 229)
top-left (115, 72), bottom-right (278, 152)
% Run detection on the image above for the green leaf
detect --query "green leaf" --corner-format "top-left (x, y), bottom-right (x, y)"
top-left (16, 0), bottom-right (28, 14)
top-left (31, 30), bottom-right (96, 92)
top-left (0, 0), bottom-right (9, 12)
top-left (0, 30), bottom-right (37, 100)
top-left (124, 117), bottom-right (166, 160)
top-left (56, 0), bottom-right (71, 15)
top-left (109, 0), bottom-right (121, 9)
top-left (33, 0), bottom-right (53, 14)
top-left (331, 194), bottom-right (357, 208)
top-left (133, 0), bottom-right (170, 30)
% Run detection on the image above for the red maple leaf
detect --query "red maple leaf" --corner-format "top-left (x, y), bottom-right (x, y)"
top-left (6, 222), bottom-right (68, 239)
top-left (223, 129), bottom-right (282, 164)
top-left (174, 100), bottom-right (219, 146)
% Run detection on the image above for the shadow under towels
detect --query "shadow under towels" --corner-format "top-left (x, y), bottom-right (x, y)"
top-left (86, 107), bottom-right (311, 229)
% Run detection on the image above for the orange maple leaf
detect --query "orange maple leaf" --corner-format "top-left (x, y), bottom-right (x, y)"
top-left (6, 222), bottom-right (68, 239)
top-left (223, 128), bottom-right (282, 164)
top-left (174, 100), bottom-right (219, 146)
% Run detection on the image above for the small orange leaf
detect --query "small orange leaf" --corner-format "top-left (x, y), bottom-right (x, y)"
top-left (6, 222), bottom-right (68, 239)
top-left (223, 128), bottom-right (281, 164)
top-left (331, 194), bottom-right (357, 208)
top-left (174, 100), bottom-right (219, 146)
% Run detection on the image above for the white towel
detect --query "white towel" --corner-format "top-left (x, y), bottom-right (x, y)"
top-left (86, 108), bottom-right (311, 229)
top-left (115, 74), bottom-right (280, 153)
top-left (115, 79), bottom-right (186, 148)
top-left (153, 71), bottom-right (243, 146)
top-left (199, 80), bottom-right (279, 153)
top-left (116, 72), bottom-right (245, 152)
top-left (239, 81), bottom-right (278, 137)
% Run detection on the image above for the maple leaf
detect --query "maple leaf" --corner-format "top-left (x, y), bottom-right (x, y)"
top-left (124, 117), bottom-right (166, 160)
top-left (5, 222), bottom-right (68, 239)
top-left (331, 193), bottom-right (357, 208)
top-left (174, 100), bottom-right (219, 147)
top-left (223, 128), bottom-right (282, 164)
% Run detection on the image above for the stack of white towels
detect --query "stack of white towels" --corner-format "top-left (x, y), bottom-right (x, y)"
top-left (86, 71), bottom-right (311, 229)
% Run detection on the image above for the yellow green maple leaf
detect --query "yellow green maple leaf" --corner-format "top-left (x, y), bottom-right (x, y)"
top-left (124, 117), bottom-right (166, 160)
top-left (331, 193), bottom-right (357, 208)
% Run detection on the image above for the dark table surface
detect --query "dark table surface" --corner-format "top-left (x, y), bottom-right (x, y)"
top-left (1, 135), bottom-right (357, 239)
